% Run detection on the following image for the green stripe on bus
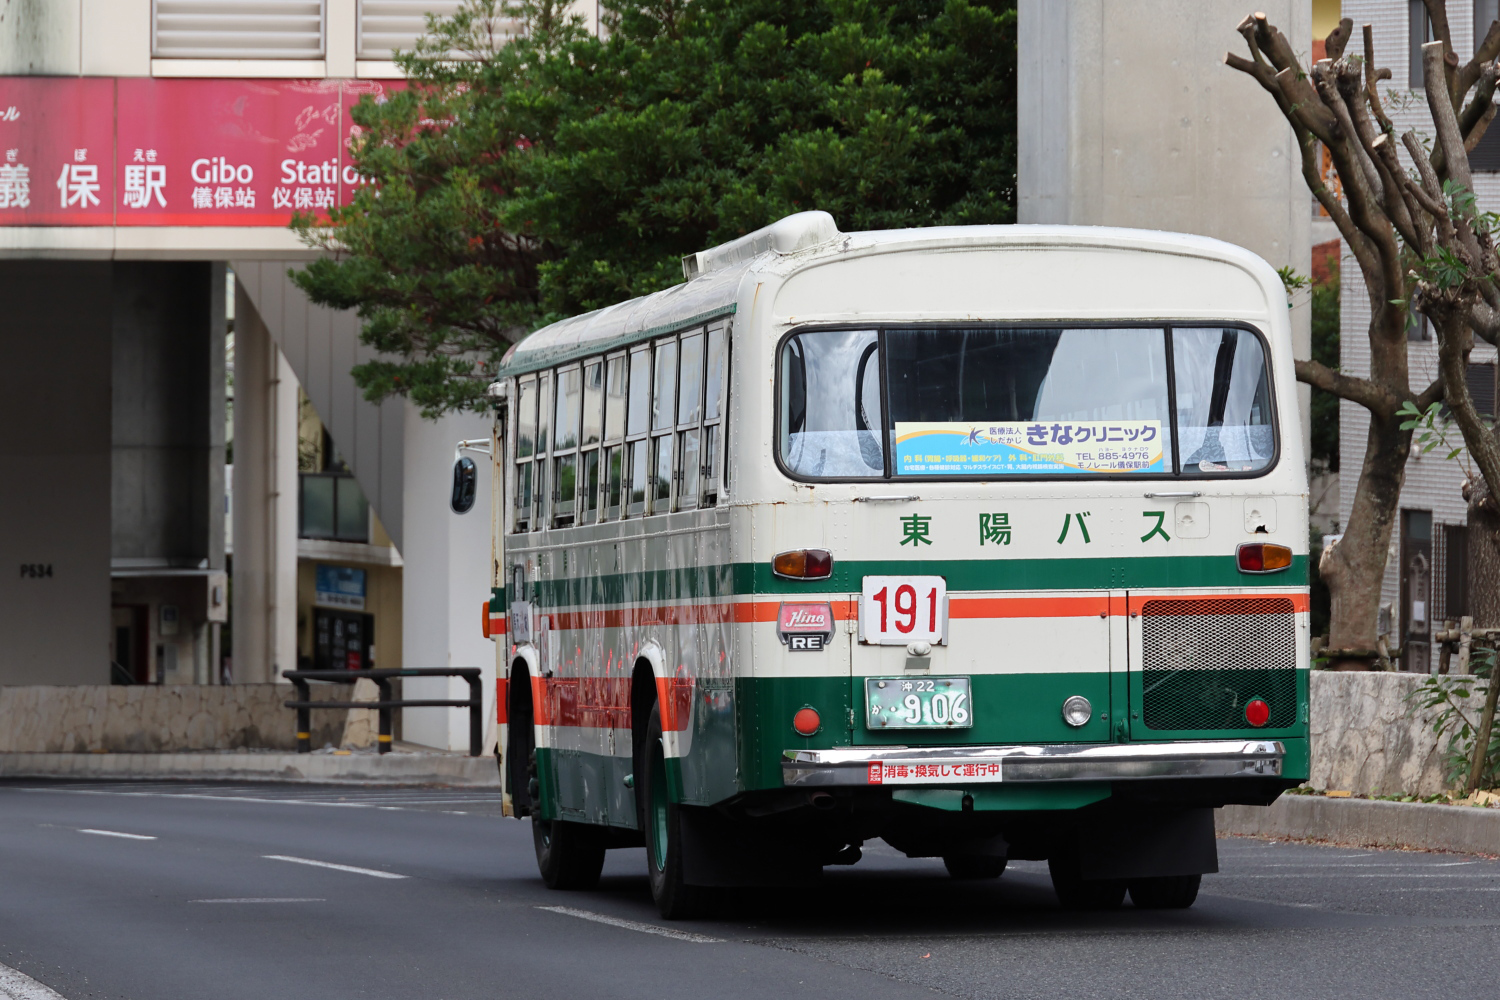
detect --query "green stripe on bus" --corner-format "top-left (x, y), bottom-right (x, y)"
top-left (514, 555), bottom-right (1307, 607)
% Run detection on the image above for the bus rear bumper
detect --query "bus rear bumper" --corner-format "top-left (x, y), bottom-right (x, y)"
top-left (781, 740), bottom-right (1284, 787)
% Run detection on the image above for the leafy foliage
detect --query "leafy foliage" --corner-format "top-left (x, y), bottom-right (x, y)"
top-left (1406, 647), bottom-right (1500, 790)
top-left (293, 0), bottom-right (1018, 415)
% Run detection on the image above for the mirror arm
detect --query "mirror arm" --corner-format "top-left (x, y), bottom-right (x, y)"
top-left (453, 438), bottom-right (493, 463)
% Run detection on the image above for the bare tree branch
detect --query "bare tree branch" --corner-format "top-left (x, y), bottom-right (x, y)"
top-left (1296, 358), bottom-right (1400, 413)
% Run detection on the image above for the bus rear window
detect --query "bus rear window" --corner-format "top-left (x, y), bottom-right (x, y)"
top-left (776, 325), bottom-right (1275, 480)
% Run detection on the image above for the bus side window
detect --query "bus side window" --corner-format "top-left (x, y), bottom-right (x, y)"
top-left (604, 353), bottom-right (627, 519)
top-left (553, 366), bottom-right (581, 527)
top-left (676, 332), bottom-right (704, 511)
top-left (626, 346), bottom-right (651, 517)
top-left (702, 325), bottom-right (728, 504)
top-left (581, 359), bottom-right (604, 523)
top-left (651, 338), bottom-right (678, 514)
top-left (514, 377), bottom-right (537, 532)
top-left (535, 372), bottom-right (552, 529)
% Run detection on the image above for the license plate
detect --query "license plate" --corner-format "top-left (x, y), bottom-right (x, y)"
top-left (865, 676), bottom-right (972, 730)
top-left (859, 575), bottom-right (948, 645)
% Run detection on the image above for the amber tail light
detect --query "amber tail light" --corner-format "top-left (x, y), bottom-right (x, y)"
top-left (1236, 542), bottom-right (1292, 574)
top-left (773, 549), bottom-right (834, 580)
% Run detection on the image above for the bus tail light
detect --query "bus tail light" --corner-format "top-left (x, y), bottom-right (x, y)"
top-left (773, 549), bottom-right (834, 580)
top-left (1245, 699), bottom-right (1270, 728)
top-left (481, 601), bottom-right (492, 638)
top-left (1236, 542), bottom-right (1292, 573)
top-left (792, 707), bottom-right (821, 736)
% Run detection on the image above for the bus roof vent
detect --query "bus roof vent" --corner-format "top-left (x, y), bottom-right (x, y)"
top-left (681, 211), bottom-right (840, 280)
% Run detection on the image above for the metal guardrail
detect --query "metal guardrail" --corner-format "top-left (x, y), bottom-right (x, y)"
top-left (282, 668), bottom-right (484, 757)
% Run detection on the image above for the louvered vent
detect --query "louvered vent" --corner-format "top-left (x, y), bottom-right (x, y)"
top-left (153, 0), bottom-right (326, 59)
top-left (357, 1), bottom-right (520, 59)
top-left (1140, 597), bottom-right (1298, 731)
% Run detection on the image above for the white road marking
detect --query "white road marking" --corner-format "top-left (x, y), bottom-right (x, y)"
top-left (16, 787), bottom-right (494, 814)
top-left (77, 828), bottom-right (156, 841)
top-left (0, 961), bottom-right (68, 1000)
top-left (190, 898), bottom-right (326, 903)
top-left (262, 855), bottom-right (407, 879)
top-left (537, 906), bottom-right (724, 943)
top-left (1252, 861), bottom-right (1478, 868)
top-left (1224, 872), bottom-right (1496, 879)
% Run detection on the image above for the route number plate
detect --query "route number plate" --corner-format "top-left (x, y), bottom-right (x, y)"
top-left (865, 676), bottom-right (972, 730)
top-left (859, 576), bottom-right (947, 645)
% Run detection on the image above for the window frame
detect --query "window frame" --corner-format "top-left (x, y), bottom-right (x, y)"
top-left (702, 323), bottom-right (730, 505)
top-left (772, 320), bottom-right (1281, 485)
top-left (504, 322), bottom-right (732, 530)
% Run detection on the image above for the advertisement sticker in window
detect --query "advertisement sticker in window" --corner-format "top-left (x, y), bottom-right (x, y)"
top-left (893, 420), bottom-right (1164, 475)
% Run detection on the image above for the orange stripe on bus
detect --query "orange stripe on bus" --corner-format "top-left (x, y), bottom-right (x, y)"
top-left (506, 592), bottom-right (1307, 635)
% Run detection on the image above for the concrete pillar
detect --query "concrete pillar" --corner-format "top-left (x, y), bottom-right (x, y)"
top-left (230, 282), bottom-right (298, 684)
top-left (1018, 0), bottom-right (1313, 457)
top-left (0, 262), bottom-right (112, 685)
top-left (400, 405), bottom-right (495, 751)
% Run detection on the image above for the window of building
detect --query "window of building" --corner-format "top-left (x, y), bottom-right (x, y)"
top-left (356, 0), bottom-right (520, 60)
top-left (1409, 0), bottom-right (1432, 90)
top-left (153, 0), bottom-right (326, 59)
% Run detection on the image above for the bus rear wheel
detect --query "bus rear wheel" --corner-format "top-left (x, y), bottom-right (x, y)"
top-left (641, 704), bottom-right (709, 920)
top-left (1129, 874), bottom-right (1200, 909)
top-left (532, 813), bottom-right (606, 891)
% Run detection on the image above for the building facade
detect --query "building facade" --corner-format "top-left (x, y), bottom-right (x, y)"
top-left (0, 1), bottom-right (600, 747)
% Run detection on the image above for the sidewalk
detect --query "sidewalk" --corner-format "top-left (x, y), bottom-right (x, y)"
top-left (1218, 795), bottom-right (1500, 856)
top-left (0, 745), bottom-right (501, 787)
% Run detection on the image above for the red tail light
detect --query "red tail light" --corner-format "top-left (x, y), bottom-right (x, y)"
top-left (792, 707), bottom-right (821, 736)
top-left (1245, 699), bottom-right (1270, 728)
top-left (481, 601), bottom-right (492, 638)
top-left (773, 549), bottom-right (834, 580)
top-left (1237, 542), bottom-right (1292, 573)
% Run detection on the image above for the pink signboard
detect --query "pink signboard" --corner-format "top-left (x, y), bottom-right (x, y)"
top-left (0, 77), bottom-right (405, 227)
top-left (0, 78), bottom-right (116, 226)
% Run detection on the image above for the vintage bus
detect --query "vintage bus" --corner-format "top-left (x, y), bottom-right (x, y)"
top-left (475, 214), bottom-right (1307, 918)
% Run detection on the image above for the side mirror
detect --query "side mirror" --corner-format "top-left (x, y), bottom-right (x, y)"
top-left (451, 456), bottom-right (478, 514)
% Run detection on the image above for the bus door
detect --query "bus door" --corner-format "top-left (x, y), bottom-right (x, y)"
top-left (850, 576), bottom-right (1119, 748)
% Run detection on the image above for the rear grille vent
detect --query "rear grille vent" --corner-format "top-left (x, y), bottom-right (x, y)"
top-left (1140, 597), bottom-right (1297, 731)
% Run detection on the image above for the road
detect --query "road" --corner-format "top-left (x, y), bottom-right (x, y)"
top-left (2, 781), bottom-right (1499, 1000)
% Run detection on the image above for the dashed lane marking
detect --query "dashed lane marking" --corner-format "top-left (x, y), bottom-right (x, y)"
top-left (77, 828), bottom-right (156, 841)
top-left (537, 906), bottom-right (724, 943)
top-left (190, 898), bottom-right (326, 903)
top-left (0, 961), bottom-right (68, 1000)
top-left (262, 855), bottom-right (407, 879)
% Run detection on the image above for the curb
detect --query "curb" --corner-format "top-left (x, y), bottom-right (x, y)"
top-left (1218, 795), bottom-right (1500, 856)
top-left (0, 752), bottom-right (502, 787)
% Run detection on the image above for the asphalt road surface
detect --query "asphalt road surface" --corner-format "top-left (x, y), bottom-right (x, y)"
top-left (3, 781), bottom-right (1499, 1000)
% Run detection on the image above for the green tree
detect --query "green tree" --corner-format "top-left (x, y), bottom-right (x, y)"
top-left (292, 0), bottom-right (1017, 415)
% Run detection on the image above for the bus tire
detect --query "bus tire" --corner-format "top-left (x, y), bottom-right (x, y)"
top-left (1128, 874), bottom-right (1200, 909)
top-left (532, 815), bottom-right (606, 890)
top-left (641, 704), bottom-right (709, 920)
top-left (1048, 857), bottom-right (1126, 911)
top-left (943, 855), bottom-right (1006, 880)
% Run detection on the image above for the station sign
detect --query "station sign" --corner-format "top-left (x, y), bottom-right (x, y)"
top-left (0, 76), bottom-right (404, 227)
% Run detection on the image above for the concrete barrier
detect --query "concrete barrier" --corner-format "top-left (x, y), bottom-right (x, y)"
top-left (0, 684), bottom-right (365, 752)
top-left (1218, 796), bottom-right (1500, 856)
top-left (1309, 670), bottom-right (1485, 797)
top-left (0, 750), bottom-right (501, 786)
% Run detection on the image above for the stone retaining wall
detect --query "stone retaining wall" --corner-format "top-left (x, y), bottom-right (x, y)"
top-left (1310, 670), bottom-right (1487, 797)
top-left (0, 684), bottom-right (370, 752)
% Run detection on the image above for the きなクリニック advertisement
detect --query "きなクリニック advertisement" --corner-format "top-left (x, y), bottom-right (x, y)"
top-left (893, 420), bottom-right (1164, 475)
